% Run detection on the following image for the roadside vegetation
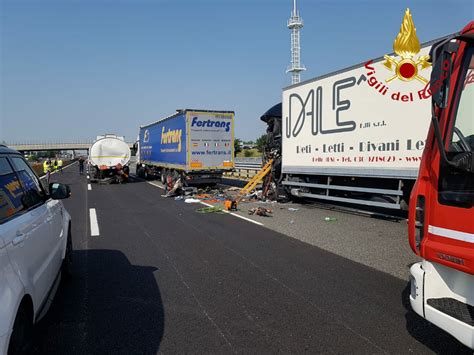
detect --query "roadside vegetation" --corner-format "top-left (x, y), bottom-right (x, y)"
top-left (234, 134), bottom-right (267, 158)
top-left (236, 149), bottom-right (261, 158)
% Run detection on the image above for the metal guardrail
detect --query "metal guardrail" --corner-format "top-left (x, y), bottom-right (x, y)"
top-left (227, 161), bottom-right (264, 180)
top-left (234, 157), bottom-right (262, 164)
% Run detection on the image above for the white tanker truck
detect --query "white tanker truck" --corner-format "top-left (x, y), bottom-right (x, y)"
top-left (88, 134), bottom-right (131, 183)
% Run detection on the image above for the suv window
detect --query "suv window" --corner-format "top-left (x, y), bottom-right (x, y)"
top-left (0, 157), bottom-right (25, 223)
top-left (11, 156), bottom-right (46, 209)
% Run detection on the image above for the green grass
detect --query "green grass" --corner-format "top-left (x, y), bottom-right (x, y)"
top-left (236, 149), bottom-right (261, 158)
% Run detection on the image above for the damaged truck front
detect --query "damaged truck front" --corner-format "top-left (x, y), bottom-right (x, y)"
top-left (136, 109), bottom-right (235, 186)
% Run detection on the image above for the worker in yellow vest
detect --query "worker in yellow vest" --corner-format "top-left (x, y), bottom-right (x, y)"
top-left (43, 159), bottom-right (52, 184)
top-left (43, 159), bottom-right (51, 174)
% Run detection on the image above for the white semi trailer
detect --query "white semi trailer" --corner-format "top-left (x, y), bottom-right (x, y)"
top-left (89, 134), bottom-right (131, 183)
top-left (263, 36), bottom-right (449, 209)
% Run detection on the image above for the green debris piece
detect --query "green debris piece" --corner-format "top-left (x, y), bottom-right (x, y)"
top-left (196, 207), bottom-right (226, 214)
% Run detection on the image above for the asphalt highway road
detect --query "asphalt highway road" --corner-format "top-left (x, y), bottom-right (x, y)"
top-left (31, 167), bottom-right (471, 354)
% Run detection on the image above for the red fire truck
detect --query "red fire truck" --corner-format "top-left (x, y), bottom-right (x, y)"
top-left (408, 22), bottom-right (473, 349)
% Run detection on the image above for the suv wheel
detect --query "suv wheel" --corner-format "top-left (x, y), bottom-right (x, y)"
top-left (8, 305), bottom-right (33, 354)
top-left (61, 226), bottom-right (73, 278)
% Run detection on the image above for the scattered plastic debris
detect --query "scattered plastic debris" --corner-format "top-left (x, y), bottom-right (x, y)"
top-left (184, 198), bottom-right (201, 203)
top-left (155, 175), bottom-right (286, 213)
top-left (183, 187), bottom-right (197, 195)
top-left (224, 199), bottom-right (238, 211)
top-left (324, 217), bottom-right (337, 222)
top-left (249, 190), bottom-right (263, 199)
top-left (288, 208), bottom-right (299, 212)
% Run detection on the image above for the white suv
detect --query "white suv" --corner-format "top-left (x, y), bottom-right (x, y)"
top-left (0, 146), bottom-right (72, 354)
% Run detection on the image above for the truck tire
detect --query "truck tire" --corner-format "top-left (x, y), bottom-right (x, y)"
top-left (161, 169), bottom-right (167, 184)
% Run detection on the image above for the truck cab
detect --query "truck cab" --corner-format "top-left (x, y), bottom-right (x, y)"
top-left (408, 22), bottom-right (473, 349)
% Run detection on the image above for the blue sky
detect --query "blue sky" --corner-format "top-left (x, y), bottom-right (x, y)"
top-left (1, 0), bottom-right (472, 143)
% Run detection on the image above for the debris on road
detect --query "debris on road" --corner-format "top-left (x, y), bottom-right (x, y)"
top-left (248, 207), bottom-right (273, 217)
top-left (196, 206), bottom-right (226, 214)
top-left (324, 217), bottom-right (337, 222)
top-left (184, 198), bottom-right (201, 203)
top-left (288, 208), bottom-right (299, 212)
top-left (153, 174), bottom-right (284, 221)
top-left (224, 199), bottom-right (238, 211)
top-left (163, 178), bottom-right (183, 197)
top-left (183, 187), bottom-right (197, 195)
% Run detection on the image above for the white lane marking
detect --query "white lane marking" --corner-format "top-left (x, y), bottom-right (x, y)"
top-left (89, 208), bottom-right (100, 236)
top-left (87, 175), bottom-right (90, 179)
top-left (428, 225), bottom-right (474, 243)
top-left (147, 181), bottom-right (165, 190)
top-left (146, 181), bottom-right (263, 226)
top-left (39, 161), bottom-right (78, 180)
top-left (87, 184), bottom-right (92, 191)
top-left (199, 201), bottom-right (264, 226)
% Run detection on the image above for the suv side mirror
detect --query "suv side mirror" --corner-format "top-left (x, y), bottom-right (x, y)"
top-left (49, 183), bottom-right (71, 199)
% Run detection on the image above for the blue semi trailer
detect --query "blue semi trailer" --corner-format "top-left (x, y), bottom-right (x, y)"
top-left (136, 109), bottom-right (235, 185)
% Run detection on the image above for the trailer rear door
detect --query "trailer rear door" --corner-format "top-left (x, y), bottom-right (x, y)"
top-left (186, 111), bottom-right (234, 170)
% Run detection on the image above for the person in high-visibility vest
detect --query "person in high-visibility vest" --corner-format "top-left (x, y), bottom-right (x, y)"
top-left (43, 159), bottom-right (51, 174)
top-left (58, 159), bottom-right (63, 173)
top-left (43, 159), bottom-right (52, 184)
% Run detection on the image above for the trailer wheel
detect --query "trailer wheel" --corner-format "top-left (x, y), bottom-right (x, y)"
top-left (161, 169), bottom-right (167, 184)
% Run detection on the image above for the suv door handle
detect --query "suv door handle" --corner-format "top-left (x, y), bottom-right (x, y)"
top-left (13, 233), bottom-right (25, 245)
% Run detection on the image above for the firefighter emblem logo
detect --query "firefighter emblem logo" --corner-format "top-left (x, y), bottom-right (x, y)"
top-left (383, 9), bottom-right (430, 84)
